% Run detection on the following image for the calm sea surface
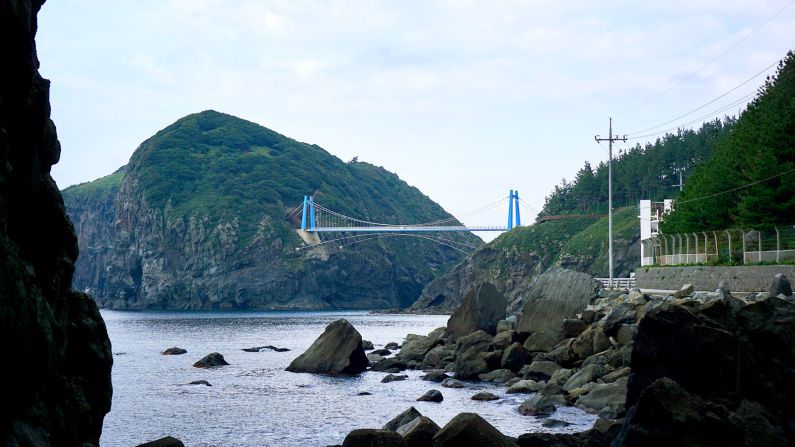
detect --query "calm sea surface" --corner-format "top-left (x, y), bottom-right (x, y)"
top-left (100, 310), bottom-right (595, 446)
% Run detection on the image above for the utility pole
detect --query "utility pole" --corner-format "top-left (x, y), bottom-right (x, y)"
top-left (673, 168), bottom-right (683, 191)
top-left (595, 117), bottom-right (626, 290)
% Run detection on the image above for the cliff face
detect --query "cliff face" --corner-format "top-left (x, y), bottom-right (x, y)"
top-left (410, 209), bottom-right (640, 313)
top-left (0, 1), bottom-right (112, 445)
top-left (409, 217), bottom-right (598, 313)
top-left (64, 112), bottom-right (479, 309)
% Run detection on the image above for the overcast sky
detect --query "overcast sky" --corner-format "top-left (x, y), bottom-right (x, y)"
top-left (38, 0), bottom-right (795, 241)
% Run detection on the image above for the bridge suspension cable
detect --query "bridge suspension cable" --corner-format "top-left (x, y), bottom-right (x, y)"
top-left (414, 196), bottom-right (510, 227)
top-left (296, 190), bottom-right (528, 233)
top-left (296, 231), bottom-right (480, 254)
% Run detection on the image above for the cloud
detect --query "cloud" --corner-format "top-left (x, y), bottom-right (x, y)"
top-left (37, 0), bottom-right (795, 239)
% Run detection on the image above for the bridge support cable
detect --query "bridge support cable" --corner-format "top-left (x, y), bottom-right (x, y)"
top-left (296, 190), bottom-right (524, 233)
top-left (295, 231), bottom-right (479, 254)
top-left (336, 232), bottom-right (479, 254)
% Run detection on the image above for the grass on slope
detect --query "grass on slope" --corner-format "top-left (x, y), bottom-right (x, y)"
top-left (556, 206), bottom-right (638, 268)
top-left (489, 216), bottom-right (601, 260)
top-left (62, 167), bottom-right (125, 200)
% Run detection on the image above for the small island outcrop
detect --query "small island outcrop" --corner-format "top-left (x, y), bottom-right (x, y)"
top-left (286, 319), bottom-right (369, 374)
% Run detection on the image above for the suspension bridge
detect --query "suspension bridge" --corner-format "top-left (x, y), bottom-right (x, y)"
top-left (293, 190), bottom-right (532, 233)
top-left (287, 190), bottom-right (538, 253)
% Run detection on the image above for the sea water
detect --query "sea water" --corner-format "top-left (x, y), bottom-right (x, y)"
top-left (100, 310), bottom-right (596, 446)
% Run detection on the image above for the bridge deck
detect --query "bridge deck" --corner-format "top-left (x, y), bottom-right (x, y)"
top-left (310, 226), bottom-right (508, 232)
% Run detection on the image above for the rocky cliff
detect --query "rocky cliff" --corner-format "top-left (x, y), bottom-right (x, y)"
top-left (0, 1), bottom-right (113, 445)
top-left (409, 208), bottom-right (639, 313)
top-left (64, 111), bottom-right (480, 309)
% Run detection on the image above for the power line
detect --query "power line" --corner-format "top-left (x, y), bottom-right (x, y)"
top-left (627, 89), bottom-right (757, 141)
top-left (675, 166), bottom-right (795, 205)
top-left (627, 57), bottom-right (782, 137)
top-left (615, 0), bottom-right (795, 117)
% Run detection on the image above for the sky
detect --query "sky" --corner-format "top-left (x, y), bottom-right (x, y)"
top-left (37, 0), bottom-right (795, 242)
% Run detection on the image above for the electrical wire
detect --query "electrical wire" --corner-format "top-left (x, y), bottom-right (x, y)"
top-left (626, 57), bottom-right (783, 137)
top-left (626, 89), bottom-right (758, 140)
top-left (674, 166), bottom-right (795, 205)
top-left (615, 0), bottom-right (795, 117)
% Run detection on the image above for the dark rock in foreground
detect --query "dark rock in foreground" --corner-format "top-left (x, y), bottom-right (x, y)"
top-left (614, 378), bottom-right (744, 446)
top-left (396, 415), bottom-right (440, 447)
top-left (627, 298), bottom-right (795, 421)
top-left (446, 282), bottom-right (507, 339)
top-left (342, 429), bottom-right (407, 447)
top-left (417, 389), bottom-right (443, 403)
top-left (433, 413), bottom-right (518, 447)
top-left (616, 297), bottom-right (795, 445)
top-left (383, 407), bottom-right (422, 431)
top-left (136, 436), bottom-right (186, 447)
top-left (517, 431), bottom-right (587, 447)
top-left (162, 347), bottom-right (187, 355)
top-left (768, 273), bottom-right (792, 298)
top-left (1, 1), bottom-right (113, 445)
top-left (193, 352), bottom-right (229, 368)
top-left (286, 319), bottom-right (368, 375)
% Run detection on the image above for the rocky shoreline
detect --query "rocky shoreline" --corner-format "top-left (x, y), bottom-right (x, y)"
top-left (278, 270), bottom-right (795, 446)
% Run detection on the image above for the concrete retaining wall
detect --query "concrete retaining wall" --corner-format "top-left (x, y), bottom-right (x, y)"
top-left (635, 265), bottom-right (795, 292)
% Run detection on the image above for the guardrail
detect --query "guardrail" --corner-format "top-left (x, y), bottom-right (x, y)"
top-left (595, 276), bottom-right (636, 290)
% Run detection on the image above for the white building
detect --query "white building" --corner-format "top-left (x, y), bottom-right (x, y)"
top-left (639, 199), bottom-right (673, 266)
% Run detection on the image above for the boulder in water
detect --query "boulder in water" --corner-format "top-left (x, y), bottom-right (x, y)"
top-left (471, 391), bottom-right (499, 401)
top-left (381, 374), bottom-right (408, 383)
top-left (162, 347), bottom-right (187, 355)
top-left (192, 352), bottom-right (229, 368)
top-left (441, 378), bottom-right (467, 389)
top-left (286, 319), bottom-right (368, 375)
top-left (397, 334), bottom-right (436, 362)
top-left (518, 394), bottom-right (556, 417)
top-left (421, 370), bottom-right (449, 382)
top-left (417, 389), bottom-right (443, 403)
top-left (242, 345), bottom-right (290, 352)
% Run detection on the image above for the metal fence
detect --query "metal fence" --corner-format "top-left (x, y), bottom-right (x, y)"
top-left (641, 226), bottom-right (795, 266)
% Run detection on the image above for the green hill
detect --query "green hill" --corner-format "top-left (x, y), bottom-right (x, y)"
top-left (63, 110), bottom-right (481, 310)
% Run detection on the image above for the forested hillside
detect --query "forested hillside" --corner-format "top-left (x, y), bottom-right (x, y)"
top-left (661, 51), bottom-right (795, 233)
top-left (540, 118), bottom-right (735, 217)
